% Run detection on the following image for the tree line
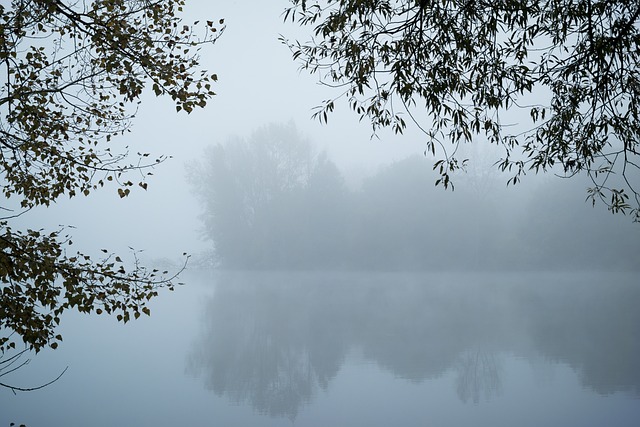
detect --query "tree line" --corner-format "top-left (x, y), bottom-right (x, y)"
top-left (189, 123), bottom-right (640, 271)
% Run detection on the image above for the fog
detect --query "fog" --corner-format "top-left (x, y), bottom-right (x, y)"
top-left (10, 1), bottom-right (638, 269)
top-left (8, 1), bottom-right (433, 263)
top-left (3, 2), bottom-right (640, 426)
top-left (187, 271), bottom-right (640, 416)
top-left (184, 121), bottom-right (638, 271)
top-left (5, 271), bottom-right (639, 426)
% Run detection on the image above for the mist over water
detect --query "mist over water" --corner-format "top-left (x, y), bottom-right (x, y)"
top-left (4, 271), bottom-right (639, 426)
top-left (3, 2), bottom-right (640, 427)
top-left (187, 271), bottom-right (640, 408)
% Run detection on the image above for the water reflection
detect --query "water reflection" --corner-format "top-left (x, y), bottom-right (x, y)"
top-left (455, 350), bottom-right (502, 404)
top-left (186, 271), bottom-right (640, 418)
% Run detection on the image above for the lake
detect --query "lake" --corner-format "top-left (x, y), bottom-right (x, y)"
top-left (3, 270), bottom-right (639, 426)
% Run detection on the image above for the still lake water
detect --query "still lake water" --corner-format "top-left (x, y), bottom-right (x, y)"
top-left (3, 270), bottom-right (639, 426)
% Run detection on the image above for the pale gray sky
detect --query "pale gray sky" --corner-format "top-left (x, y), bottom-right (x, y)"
top-left (20, 1), bottom-right (426, 262)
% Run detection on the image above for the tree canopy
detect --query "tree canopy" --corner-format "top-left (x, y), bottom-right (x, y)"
top-left (188, 123), bottom-right (349, 269)
top-left (283, 0), bottom-right (640, 220)
top-left (1, 0), bottom-right (222, 355)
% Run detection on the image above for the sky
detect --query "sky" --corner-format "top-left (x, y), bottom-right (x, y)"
top-left (18, 1), bottom-right (427, 262)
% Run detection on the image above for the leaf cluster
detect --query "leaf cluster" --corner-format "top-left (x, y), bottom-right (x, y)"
top-left (0, 0), bottom-right (219, 355)
top-left (0, 221), bottom-right (186, 353)
top-left (283, 0), bottom-right (640, 219)
top-left (1, 0), bottom-right (223, 208)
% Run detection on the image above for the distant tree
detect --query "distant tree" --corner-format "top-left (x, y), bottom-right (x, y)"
top-left (303, 152), bottom-right (350, 268)
top-left (188, 123), bottom-right (348, 269)
top-left (0, 1), bottom-right (223, 354)
top-left (283, 0), bottom-right (640, 220)
top-left (354, 156), bottom-right (437, 269)
top-left (514, 175), bottom-right (640, 269)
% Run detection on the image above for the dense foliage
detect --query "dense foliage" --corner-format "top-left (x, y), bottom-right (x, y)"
top-left (283, 0), bottom-right (640, 220)
top-left (1, 0), bottom-right (222, 355)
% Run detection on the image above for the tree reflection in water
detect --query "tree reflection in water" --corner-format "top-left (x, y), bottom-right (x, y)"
top-left (186, 271), bottom-right (640, 419)
top-left (185, 272), bottom-right (348, 419)
top-left (455, 349), bottom-right (502, 404)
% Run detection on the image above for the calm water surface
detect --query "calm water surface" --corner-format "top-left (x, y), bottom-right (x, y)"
top-left (3, 271), bottom-right (639, 426)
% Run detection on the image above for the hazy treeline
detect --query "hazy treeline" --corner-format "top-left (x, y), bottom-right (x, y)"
top-left (188, 123), bottom-right (639, 271)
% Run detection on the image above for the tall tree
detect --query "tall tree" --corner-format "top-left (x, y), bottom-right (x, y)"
top-left (0, 0), bottom-right (223, 354)
top-left (188, 123), bottom-right (348, 269)
top-left (283, 0), bottom-right (640, 220)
